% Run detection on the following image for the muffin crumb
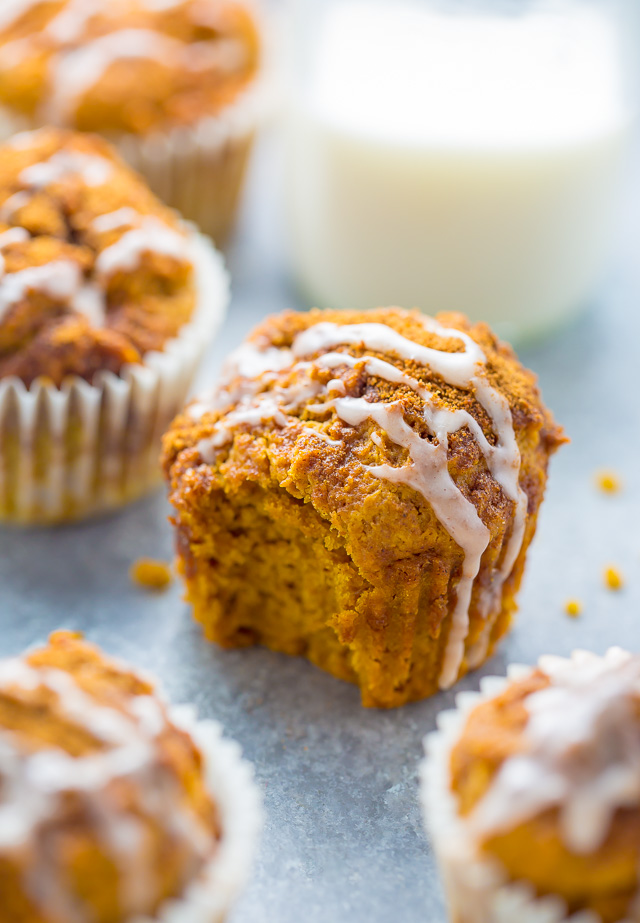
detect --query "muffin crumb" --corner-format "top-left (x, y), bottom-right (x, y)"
top-left (595, 470), bottom-right (622, 494)
top-left (604, 566), bottom-right (624, 592)
top-left (131, 558), bottom-right (173, 591)
top-left (564, 598), bottom-right (583, 618)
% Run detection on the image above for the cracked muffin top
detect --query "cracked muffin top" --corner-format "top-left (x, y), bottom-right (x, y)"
top-left (162, 307), bottom-right (565, 691)
top-left (0, 0), bottom-right (261, 136)
top-left (0, 127), bottom-right (197, 386)
top-left (449, 648), bottom-right (640, 923)
top-left (0, 629), bottom-right (220, 923)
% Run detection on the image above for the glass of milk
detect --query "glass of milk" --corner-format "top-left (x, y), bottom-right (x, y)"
top-left (284, 0), bottom-right (636, 343)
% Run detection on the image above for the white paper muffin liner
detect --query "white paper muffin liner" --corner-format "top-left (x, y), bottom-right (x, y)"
top-left (138, 704), bottom-right (263, 923)
top-left (419, 651), bottom-right (635, 923)
top-left (0, 228), bottom-right (229, 525)
top-left (116, 56), bottom-right (274, 246)
top-left (0, 2), bottom-right (276, 245)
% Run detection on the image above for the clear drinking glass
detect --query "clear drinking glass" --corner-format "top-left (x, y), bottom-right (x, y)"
top-left (284, 0), bottom-right (637, 343)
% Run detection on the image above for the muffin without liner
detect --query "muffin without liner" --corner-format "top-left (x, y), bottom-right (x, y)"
top-left (162, 307), bottom-right (564, 707)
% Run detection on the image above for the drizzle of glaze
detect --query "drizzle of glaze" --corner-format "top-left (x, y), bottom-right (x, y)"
top-left (5, 128), bottom-right (49, 150)
top-left (0, 148), bottom-right (112, 225)
top-left (0, 225), bottom-right (29, 274)
top-left (193, 318), bottom-right (525, 687)
top-left (0, 650), bottom-right (212, 919)
top-left (469, 648), bottom-right (640, 855)
top-left (19, 148), bottom-right (112, 188)
top-left (0, 261), bottom-right (82, 320)
top-left (96, 216), bottom-right (190, 276)
top-left (45, 0), bottom-right (101, 44)
top-left (0, 0), bottom-right (57, 32)
top-left (92, 207), bottom-right (140, 233)
top-left (0, 226), bottom-right (29, 248)
top-left (44, 28), bottom-right (191, 124)
top-left (139, 0), bottom-right (188, 8)
top-left (0, 191), bottom-right (31, 222)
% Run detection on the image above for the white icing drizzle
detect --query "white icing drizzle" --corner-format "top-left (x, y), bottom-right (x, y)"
top-left (92, 207), bottom-right (139, 233)
top-left (42, 25), bottom-right (227, 125)
top-left (0, 650), bottom-right (213, 918)
top-left (45, 0), bottom-right (101, 44)
top-left (0, 148), bottom-right (112, 225)
top-left (0, 226), bottom-right (29, 275)
top-left (138, 0), bottom-right (187, 9)
top-left (0, 260), bottom-right (77, 316)
top-left (292, 320), bottom-right (486, 388)
top-left (0, 261), bottom-right (106, 327)
top-left (6, 128), bottom-right (49, 150)
top-left (44, 29), bottom-right (187, 123)
top-left (470, 648), bottom-right (640, 855)
top-left (0, 0), bottom-right (57, 32)
top-left (19, 149), bottom-right (112, 189)
top-left (71, 282), bottom-right (106, 327)
top-left (0, 37), bottom-right (37, 70)
top-left (194, 318), bottom-right (526, 687)
top-left (96, 216), bottom-right (190, 276)
top-left (0, 227), bottom-right (29, 247)
top-left (0, 191), bottom-right (32, 222)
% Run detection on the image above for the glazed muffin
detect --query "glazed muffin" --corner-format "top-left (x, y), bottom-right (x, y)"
top-left (0, 630), bottom-right (261, 923)
top-left (0, 0), bottom-right (267, 244)
top-left (0, 127), bottom-right (228, 524)
top-left (421, 647), bottom-right (640, 923)
top-left (162, 307), bottom-right (564, 708)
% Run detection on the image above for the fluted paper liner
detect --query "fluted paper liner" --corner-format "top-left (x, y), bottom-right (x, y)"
top-left (116, 63), bottom-right (273, 246)
top-left (419, 652), bottom-right (633, 923)
top-left (141, 704), bottom-right (263, 923)
top-left (0, 229), bottom-right (228, 524)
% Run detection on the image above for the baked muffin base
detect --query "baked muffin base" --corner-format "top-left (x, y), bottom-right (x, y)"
top-left (170, 466), bottom-right (538, 709)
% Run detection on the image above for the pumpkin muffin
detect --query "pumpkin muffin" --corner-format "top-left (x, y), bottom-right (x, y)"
top-left (162, 307), bottom-right (564, 708)
top-left (0, 127), bottom-right (228, 524)
top-left (0, 630), bottom-right (261, 923)
top-left (0, 0), bottom-right (267, 244)
top-left (421, 647), bottom-right (640, 923)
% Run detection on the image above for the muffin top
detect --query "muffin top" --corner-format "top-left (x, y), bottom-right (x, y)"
top-left (162, 308), bottom-right (565, 690)
top-left (0, 127), bottom-right (197, 386)
top-left (0, 0), bottom-right (261, 136)
top-left (450, 648), bottom-right (640, 923)
top-left (0, 630), bottom-right (220, 923)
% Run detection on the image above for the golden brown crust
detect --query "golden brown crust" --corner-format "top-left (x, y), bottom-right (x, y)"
top-left (0, 0), bottom-right (261, 136)
top-left (162, 307), bottom-right (565, 708)
top-left (0, 128), bottom-right (195, 386)
top-left (0, 630), bottom-right (220, 923)
top-left (450, 670), bottom-right (640, 923)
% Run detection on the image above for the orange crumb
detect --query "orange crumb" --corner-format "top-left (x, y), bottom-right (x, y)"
top-left (604, 566), bottom-right (624, 592)
top-left (595, 470), bottom-right (622, 494)
top-left (564, 599), bottom-right (582, 618)
top-left (130, 558), bottom-right (173, 591)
